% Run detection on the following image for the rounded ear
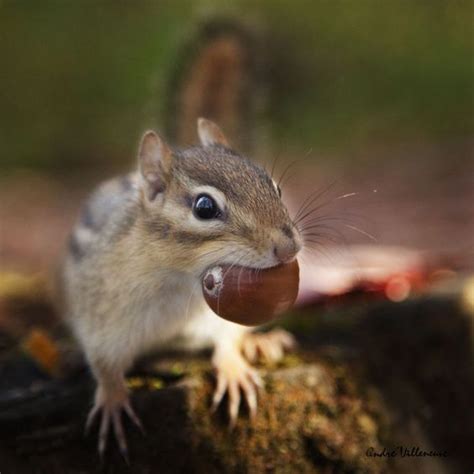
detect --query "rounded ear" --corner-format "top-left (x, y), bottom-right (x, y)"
top-left (138, 130), bottom-right (173, 201)
top-left (197, 118), bottom-right (230, 147)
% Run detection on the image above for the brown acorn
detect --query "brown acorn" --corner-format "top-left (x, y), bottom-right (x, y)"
top-left (202, 260), bottom-right (299, 326)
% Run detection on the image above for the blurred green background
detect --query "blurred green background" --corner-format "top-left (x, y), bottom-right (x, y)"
top-left (1, 1), bottom-right (472, 174)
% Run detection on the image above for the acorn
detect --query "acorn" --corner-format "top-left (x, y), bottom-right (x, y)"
top-left (202, 260), bottom-right (299, 326)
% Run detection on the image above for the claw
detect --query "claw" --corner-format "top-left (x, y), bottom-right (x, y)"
top-left (124, 400), bottom-right (145, 434)
top-left (112, 410), bottom-right (128, 461)
top-left (241, 329), bottom-right (296, 364)
top-left (248, 368), bottom-right (264, 389)
top-left (276, 329), bottom-right (296, 349)
top-left (242, 338), bottom-right (257, 362)
top-left (211, 373), bottom-right (228, 412)
top-left (85, 391), bottom-right (143, 459)
top-left (212, 348), bottom-right (263, 426)
top-left (228, 380), bottom-right (241, 428)
top-left (239, 375), bottom-right (257, 420)
top-left (85, 404), bottom-right (100, 435)
top-left (98, 408), bottom-right (110, 458)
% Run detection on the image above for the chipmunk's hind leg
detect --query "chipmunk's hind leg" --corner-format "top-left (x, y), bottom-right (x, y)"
top-left (241, 328), bottom-right (296, 364)
top-left (85, 374), bottom-right (144, 461)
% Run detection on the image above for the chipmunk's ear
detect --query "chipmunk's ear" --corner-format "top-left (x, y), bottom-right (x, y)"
top-left (197, 118), bottom-right (230, 147)
top-left (138, 130), bottom-right (173, 201)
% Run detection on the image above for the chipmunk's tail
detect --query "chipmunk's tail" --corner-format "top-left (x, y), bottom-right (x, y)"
top-left (164, 17), bottom-right (265, 153)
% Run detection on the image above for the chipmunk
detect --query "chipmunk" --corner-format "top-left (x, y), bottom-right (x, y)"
top-left (60, 118), bottom-right (302, 457)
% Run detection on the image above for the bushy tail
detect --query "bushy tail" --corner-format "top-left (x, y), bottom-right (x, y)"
top-left (164, 17), bottom-right (264, 153)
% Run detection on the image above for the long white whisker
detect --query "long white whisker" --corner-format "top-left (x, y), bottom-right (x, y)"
top-left (344, 224), bottom-right (377, 242)
top-left (336, 192), bottom-right (358, 200)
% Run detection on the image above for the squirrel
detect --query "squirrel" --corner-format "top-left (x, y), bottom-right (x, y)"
top-left (60, 21), bottom-right (301, 458)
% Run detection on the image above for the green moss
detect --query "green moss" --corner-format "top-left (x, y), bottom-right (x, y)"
top-left (185, 356), bottom-right (392, 473)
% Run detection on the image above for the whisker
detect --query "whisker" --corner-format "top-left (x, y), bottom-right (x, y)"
top-left (295, 185), bottom-right (365, 231)
top-left (277, 158), bottom-right (304, 188)
top-left (184, 279), bottom-right (203, 324)
top-left (299, 219), bottom-right (356, 233)
top-left (188, 247), bottom-right (242, 322)
top-left (300, 227), bottom-right (349, 244)
top-left (297, 211), bottom-right (369, 233)
top-left (279, 170), bottom-right (299, 190)
top-left (222, 250), bottom-right (252, 303)
top-left (303, 232), bottom-right (346, 245)
top-left (336, 192), bottom-right (358, 200)
top-left (293, 180), bottom-right (338, 222)
top-left (294, 184), bottom-right (339, 225)
top-left (301, 243), bottom-right (334, 264)
top-left (276, 161), bottom-right (295, 188)
top-left (299, 210), bottom-right (372, 226)
top-left (270, 151), bottom-right (282, 180)
top-left (298, 216), bottom-right (353, 233)
top-left (343, 224), bottom-right (377, 242)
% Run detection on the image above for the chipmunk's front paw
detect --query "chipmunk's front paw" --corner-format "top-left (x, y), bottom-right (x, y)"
top-left (211, 350), bottom-right (263, 427)
top-left (85, 387), bottom-right (144, 460)
top-left (241, 328), bottom-right (296, 364)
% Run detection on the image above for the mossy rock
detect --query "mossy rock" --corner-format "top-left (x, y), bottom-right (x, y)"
top-left (0, 358), bottom-right (390, 474)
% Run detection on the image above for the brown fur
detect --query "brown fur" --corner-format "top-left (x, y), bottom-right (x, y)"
top-left (60, 121), bottom-right (301, 453)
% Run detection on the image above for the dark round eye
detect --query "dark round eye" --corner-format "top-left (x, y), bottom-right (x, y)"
top-left (193, 194), bottom-right (220, 220)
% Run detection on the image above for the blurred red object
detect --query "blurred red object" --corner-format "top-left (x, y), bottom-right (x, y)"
top-left (296, 245), bottom-right (457, 307)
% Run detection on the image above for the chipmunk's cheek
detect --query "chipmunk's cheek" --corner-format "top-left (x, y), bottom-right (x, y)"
top-left (250, 244), bottom-right (276, 268)
top-left (243, 249), bottom-right (276, 269)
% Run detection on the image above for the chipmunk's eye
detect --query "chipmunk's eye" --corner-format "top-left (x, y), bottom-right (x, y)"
top-left (193, 194), bottom-right (220, 220)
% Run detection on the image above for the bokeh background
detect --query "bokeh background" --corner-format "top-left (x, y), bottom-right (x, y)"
top-left (0, 1), bottom-right (473, 271)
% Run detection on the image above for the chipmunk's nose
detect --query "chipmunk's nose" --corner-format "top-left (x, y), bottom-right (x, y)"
top-left (274, 244), bottom-right (294, 264)
top-left (273, 227), bottom-right (301, 264)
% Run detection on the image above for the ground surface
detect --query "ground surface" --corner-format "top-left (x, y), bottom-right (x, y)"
top-left (0, 288), bottom-right (472, 473)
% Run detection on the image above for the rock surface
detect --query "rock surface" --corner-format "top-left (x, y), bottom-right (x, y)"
top-left (0, 278), bottom-right (472, 473)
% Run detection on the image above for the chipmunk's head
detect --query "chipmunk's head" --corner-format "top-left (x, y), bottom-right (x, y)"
top-left (138, 118), bottom-right (301, 274)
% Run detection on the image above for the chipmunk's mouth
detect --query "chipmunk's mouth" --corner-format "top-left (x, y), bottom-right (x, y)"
top-left (200, 260), bottom-right (300, 326)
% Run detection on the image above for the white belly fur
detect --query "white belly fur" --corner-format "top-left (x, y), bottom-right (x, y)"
top-left (127, 270), bottom-right (247, 356)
